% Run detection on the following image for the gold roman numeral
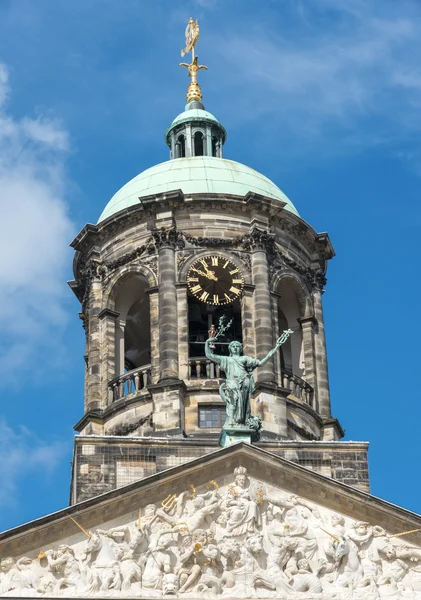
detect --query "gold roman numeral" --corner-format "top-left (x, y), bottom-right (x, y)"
top-left (223, 260), bottom-right (229, 269)
top-left (191, 284), bottom-right (202, 294)
top-left (232, 279), bottom-right (243, 284)
top-left (211, 256), bottom-right (218, 266)
top-left (224, 293), bottom-right (231, 302)
top-left (229, 286), bottom-right (241, 295)
top-left (199, 258), bottom-right (208, 269)
top-left (199, 291), bottom-right (209, 302)
top-left (229, 268), bottom-right (239, 275)
top-left (213, 295), bottom-right (220, 305)
top-left (187, 277), bottom-right (199, 282)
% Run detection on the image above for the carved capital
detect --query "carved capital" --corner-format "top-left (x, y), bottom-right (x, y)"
top-left (151, 227), bottom-right (185, 250)
top-left (241, 227), bottom-right (276, 256)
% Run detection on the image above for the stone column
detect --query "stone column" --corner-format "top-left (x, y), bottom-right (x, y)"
top-left (98, 308), bottom-right (119, 406)
top-left (298, 315), bottom-right (318, 403)
top-left (186, 123), bottom-right (192, 157)
top-left (170, 133), bottom-right (175, 159)
top-left (251, 240), bottom-right (275, 383)
top-left (155, 233), bottom-right (179, 382)
top-left (86, 279), bottom-right (103, 411)
top-left (205, 125), bottom-right (212, 157)
top-left (313, 289), bottom-right (331, 418)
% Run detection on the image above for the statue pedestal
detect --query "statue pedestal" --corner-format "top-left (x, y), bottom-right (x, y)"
top-left (219, 427), bottom-right (255, 448)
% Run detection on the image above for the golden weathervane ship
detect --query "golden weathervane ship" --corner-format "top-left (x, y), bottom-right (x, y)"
top-left (179, 17), bottom-right (208, 104)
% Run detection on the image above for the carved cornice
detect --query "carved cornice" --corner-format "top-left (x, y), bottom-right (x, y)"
top-left (76, 226), bottom-right (326, 310)
top-left (269, 247), bottom-right (327, 293)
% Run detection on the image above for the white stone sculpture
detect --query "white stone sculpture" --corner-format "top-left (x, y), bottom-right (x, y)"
top-left (4, 465), bottom-right (421, 598)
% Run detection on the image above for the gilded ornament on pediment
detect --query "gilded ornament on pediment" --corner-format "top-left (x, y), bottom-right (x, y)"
top-left (188, 483), bottom-right (197, 499)
top-left (66, 512), bottom-right (92, 538)
top-left (206, 479), bottom-right (219, 491)
top-left (161, 493), bottom-right (178, 511)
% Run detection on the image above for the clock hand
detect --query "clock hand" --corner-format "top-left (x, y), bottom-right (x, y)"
top-left (191, 267), bottom-right (209, 278)
top-left (191, 267), bottom-right (218, 281)
top-left (202, 267), bottom-right (218, 281)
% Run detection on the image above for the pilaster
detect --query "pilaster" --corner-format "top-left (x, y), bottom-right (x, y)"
top-left (148, 380), bottom-right (187, 436)
top-left (86, 280), bottom-right (103, 411)
top-left (298, 315), bottom-right (318, 409)
top-left (147, 287), bottom-right (160, 384)
top-left (253, 383), bottom-right (289, 439)
top-left (98, 308), bottom-right (119, 406)
top-left (313, 289), bottom-right (331, 418)
top-left (176, 283), bottom-right (189, 381)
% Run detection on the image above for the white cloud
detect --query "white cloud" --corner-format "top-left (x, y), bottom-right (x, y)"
top-left (0, 420), bottom-right (68, 511)
top-left (21, 117), bottom-right (69, 151)
top-left (0, 63), bottom-right (74, 382)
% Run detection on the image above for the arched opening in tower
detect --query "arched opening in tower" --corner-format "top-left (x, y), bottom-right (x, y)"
top-left (124, 296), bottom-right (151, 371)
top-left (194, 131), bottom-right (205, 157)
top-left (275, 278), bottom-right (305, 379)
top-left (212, 136), bottom-right (218, 157)
top-left (114, 274), bottom-right (151, 377)
top-left (187, 296), bottom-right (242, 377)
top-left (176, 134), bottom-right (186, 158)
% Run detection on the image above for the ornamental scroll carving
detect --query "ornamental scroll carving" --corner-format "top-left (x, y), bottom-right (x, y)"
top-left (3, 466), bottom-right (421, 598)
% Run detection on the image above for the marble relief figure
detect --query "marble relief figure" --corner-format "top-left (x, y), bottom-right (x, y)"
top-left (2, 466), bottom-right (421, 598)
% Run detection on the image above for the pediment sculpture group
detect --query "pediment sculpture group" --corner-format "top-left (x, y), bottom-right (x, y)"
top-left (2, 466), bottom-right (421, 598)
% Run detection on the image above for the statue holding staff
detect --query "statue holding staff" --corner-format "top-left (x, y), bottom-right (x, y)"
top-left (205, 317), bottom-right (293, 429)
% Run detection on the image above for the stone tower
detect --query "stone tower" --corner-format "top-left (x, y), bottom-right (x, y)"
top-left (68, 33), bottom-right (369, 505)
top-left (7, 24), bottom-right (421, 600)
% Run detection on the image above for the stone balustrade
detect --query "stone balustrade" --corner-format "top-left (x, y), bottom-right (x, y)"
top-left (188, 359), bottom-right (314, 408)
top-left (188, 357), bottom-right (225, 379)
top-left (108, 364), bottom-right (152, 402)
top-left (281, 370), bottom-right (315, 408)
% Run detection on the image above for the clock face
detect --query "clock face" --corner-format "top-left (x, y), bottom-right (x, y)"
top-left (187, 255), bottom-right (245, 305)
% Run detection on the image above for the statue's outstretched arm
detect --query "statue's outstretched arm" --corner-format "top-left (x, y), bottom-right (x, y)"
top-left (205, 338), bottom-right (222, 364)
top-left (258, 329), bottom-right (294, 367)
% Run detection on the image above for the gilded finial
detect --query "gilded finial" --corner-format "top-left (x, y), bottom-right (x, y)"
top-left (179, 17), bottom-right (208, 103)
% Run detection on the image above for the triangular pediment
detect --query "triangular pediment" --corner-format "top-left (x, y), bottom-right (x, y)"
top-left (1, 443), bottom-right (421, 598)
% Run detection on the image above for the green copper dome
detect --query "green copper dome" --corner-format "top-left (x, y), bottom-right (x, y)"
top-left (171, 107), bottom-right (219, 127)
top-left (98, 157), bottom-right (299, 223)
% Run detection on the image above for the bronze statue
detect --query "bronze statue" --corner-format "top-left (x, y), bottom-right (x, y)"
top-left (205, 319), bottom-right (293, 430)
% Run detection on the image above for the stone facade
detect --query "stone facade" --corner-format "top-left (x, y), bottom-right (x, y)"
top-left (67, 186), bottom-right (364, 503)
top-left (71, 436), bottom-right (369, 505)
top-left (1, 445), bottom-right (419, 599)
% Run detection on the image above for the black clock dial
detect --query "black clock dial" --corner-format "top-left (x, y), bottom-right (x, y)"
top-left (187, 256), bottom-right (245, 305)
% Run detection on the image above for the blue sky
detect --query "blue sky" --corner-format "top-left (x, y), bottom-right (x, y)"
top-left (0, 0), bottom-right (420, 531)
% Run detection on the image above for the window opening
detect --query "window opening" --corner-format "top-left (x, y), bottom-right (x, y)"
top-left (199, 405), bottom-right (227, 428)
top-left (194, 131), bottom-right (204, 156)
top-left (177, 134), bottom-right (186, 157)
